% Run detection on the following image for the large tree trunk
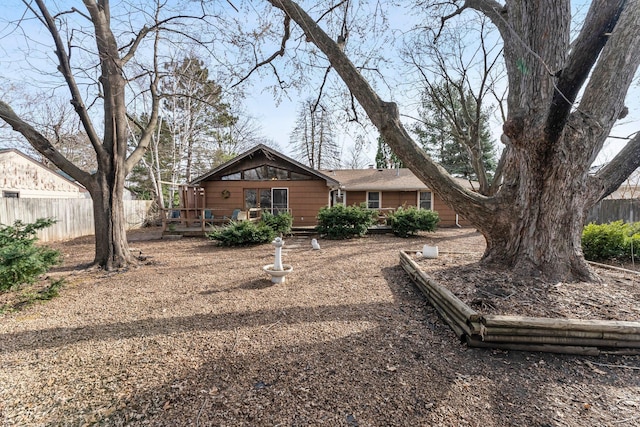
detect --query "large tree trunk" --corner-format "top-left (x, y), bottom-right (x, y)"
top-left (480, 158), bottom-right (594, 282)
top-left (89, 175), bottom-right (135, 269)
top-left (468, 121), bottom-right (599, 282)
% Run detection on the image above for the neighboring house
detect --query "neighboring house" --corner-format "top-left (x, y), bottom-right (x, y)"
top-left (0, 149), bottom-right (87, 199)
top-left (182, 144), bottom-right (471, 227)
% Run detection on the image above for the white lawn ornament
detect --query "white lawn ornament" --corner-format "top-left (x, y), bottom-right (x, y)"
top-left (422, 245), bottom-right (439, 259)
top-left (311, 238), bottom-right (321, 250)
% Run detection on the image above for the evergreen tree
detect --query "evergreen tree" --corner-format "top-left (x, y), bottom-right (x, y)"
top-left (375, 136), bottom-right (404, 169)
top-left (414, 83), bottom-right (497, 182)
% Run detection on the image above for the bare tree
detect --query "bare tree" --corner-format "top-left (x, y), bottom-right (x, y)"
top-left (0, 1), bottom-right (198, 269)
top-left (406, 16), bottom-right (503, 195)
top-left (262, 0), bottom-right (640, 282)
top-left (290, 98), bottom-right (341, 169)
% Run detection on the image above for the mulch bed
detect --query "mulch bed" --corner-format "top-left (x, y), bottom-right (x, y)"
top-left (0, 227), bottom-right (639, 426)
top-left (413, 252), bottom-right (640, 322)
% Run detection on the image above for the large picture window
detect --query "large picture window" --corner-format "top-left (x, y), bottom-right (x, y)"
top-left (244, 188), bottom-right (289, 214)
top-left (367, 191), bottom-right (381, 209)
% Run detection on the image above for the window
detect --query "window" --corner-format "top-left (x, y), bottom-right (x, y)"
top-left (244, 189), bottom-right (257, 209)
top-left (2, 191), bottom-right (19, 198)
top-left (271, 188), bottom-right (288, 214)
top-left (290, 172), bottom-right (311, 180)
top-left (367, 191), bottom-right (380, 209)
top-left (266, 166), bottom-right (288, 180)
top-left (259, 189), bottom-right (271, 211)
top-left (419, 191), bottom-right (432, 210)
top-left (244, 167), bottom-right (263, 180)
top-left (331, 190), bottom-right (345, 207)
top-left (221, 172), bottom-right (241, 180)
top-left (244, 188), bottom-right (288, 214)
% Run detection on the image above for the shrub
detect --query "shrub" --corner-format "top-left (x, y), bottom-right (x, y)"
top-left (581, 221), bottom-right (640, 261)
top-left (207, 220), bottom-right (276, 246)
top-left (315, 204), bottom-right (377, 239)
top-left (0, 218), bottom-right (61, 291)
top-left (261, 211), bottom-right (293, 235)
top-left (386, 207), bottom-right (440, 237)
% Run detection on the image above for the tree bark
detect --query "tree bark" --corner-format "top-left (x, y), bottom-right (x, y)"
top-left (86, 174), bottom-right (136, 269)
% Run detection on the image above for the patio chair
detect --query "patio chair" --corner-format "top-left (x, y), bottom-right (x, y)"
top-left (231, 208), bottom-right (241, 221)
top-left (203, 209), bottom-right (214, 226)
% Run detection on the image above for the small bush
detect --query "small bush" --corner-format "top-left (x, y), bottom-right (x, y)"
top-left (261, 211), bottom-right (293, 235)
top-left (315, 204), bottom-right (377, 239)
top-left (207, 220), bottom-right (276, 246)
top-left (0, 218), bottom-right (61, 291)
top-left (581, 221), bottom-right (640, 261)
top-left (386, 207), bottom-right (440, 237)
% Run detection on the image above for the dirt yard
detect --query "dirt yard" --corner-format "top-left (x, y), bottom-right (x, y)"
top-left (1, 228), bottom-right (639, 426)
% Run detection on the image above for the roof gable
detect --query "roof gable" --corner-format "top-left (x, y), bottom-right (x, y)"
top-left (189, 144), bottom-right (340, 186)
top-left (0, 148), bottom-right (86, 192)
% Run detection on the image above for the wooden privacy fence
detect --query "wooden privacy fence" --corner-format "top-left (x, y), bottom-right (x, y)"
top-left (586, 198), bottom-right (640, 224)
top-left (0, 198), bottom-right (152, 242)
top-left (399, 250), bottom-right (640, 355)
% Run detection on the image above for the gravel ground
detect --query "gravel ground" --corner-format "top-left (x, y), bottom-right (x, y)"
top-left (1, 227), bottom-right (639, 426)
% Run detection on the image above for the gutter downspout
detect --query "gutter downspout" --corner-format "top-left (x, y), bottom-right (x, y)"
top-left (455, 214), bottom-right (462, 228)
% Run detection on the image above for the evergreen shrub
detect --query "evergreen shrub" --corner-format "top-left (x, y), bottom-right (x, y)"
top-left (261, 211), bottom-right (293, 235)
top-left (581, 220), bottom-right (640, 261)
top-left (207, 220), bottom-right (276, 246)
top-left (315, 204), bottom-right (377, 239)
top-left (0, 218), bottom-right (61, 291)
top-left (386, 207), bottom-right (440, 237)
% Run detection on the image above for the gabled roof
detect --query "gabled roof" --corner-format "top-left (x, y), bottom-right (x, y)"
top-left (189, 144), bottom-right (340, 187)
top-left (325, 168), bottom-right (477, 192)
top-left (0, 148), bottom-right (86, 191)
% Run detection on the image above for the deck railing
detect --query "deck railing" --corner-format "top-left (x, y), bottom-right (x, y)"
top-left (161, 207), bottom-right (290, 232)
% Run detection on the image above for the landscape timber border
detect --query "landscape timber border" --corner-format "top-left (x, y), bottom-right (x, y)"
top-left (399, 250), bottom-right (640, 356)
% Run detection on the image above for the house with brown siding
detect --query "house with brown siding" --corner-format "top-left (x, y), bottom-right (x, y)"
top-left (324, 168), bottom-right (471, 227)
top-left (175, 144), bottom-right (472, 229)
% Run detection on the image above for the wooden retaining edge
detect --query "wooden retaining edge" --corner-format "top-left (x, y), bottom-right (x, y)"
top-left (400, 255), bottom-right (471, 329)
top-left (465, 337), bottom-right (603, 356)
top-left (482, 315), bottom-right (640, 338)
top-left (480, 326), bottom-right (640, 341)
top-left (587, 260), bottom-right (640, 275)
top-left (399, 250), bottom-right (640, 355)
top-left (400, 257), bottom-right (469, 337)
top-left (399, 251), bottom-right (481, 338)
top-left (399, 254), bottom-right (479, 321)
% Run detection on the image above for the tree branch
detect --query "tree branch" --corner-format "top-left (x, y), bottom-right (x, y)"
top-left (33, 0), bottom-right (105, 158)
top-left (120, 14), bottom-right (206, 65)
top-left (577, 1), bottom-right (640, 164)
top-left (267, 0), bottom-right (491, 219)
top-left (231, 14), bottom-right (291, 89)
top-left (125, 9), bottom-right (162, 174)
top-left (463, 0), bottom-right (510, 39)
top-left (546, 0), bottom-right (626, 141)
top-left (589, 130), bottom-right (640, 204)
top-left (0, 101), bottom-right (92, 185)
